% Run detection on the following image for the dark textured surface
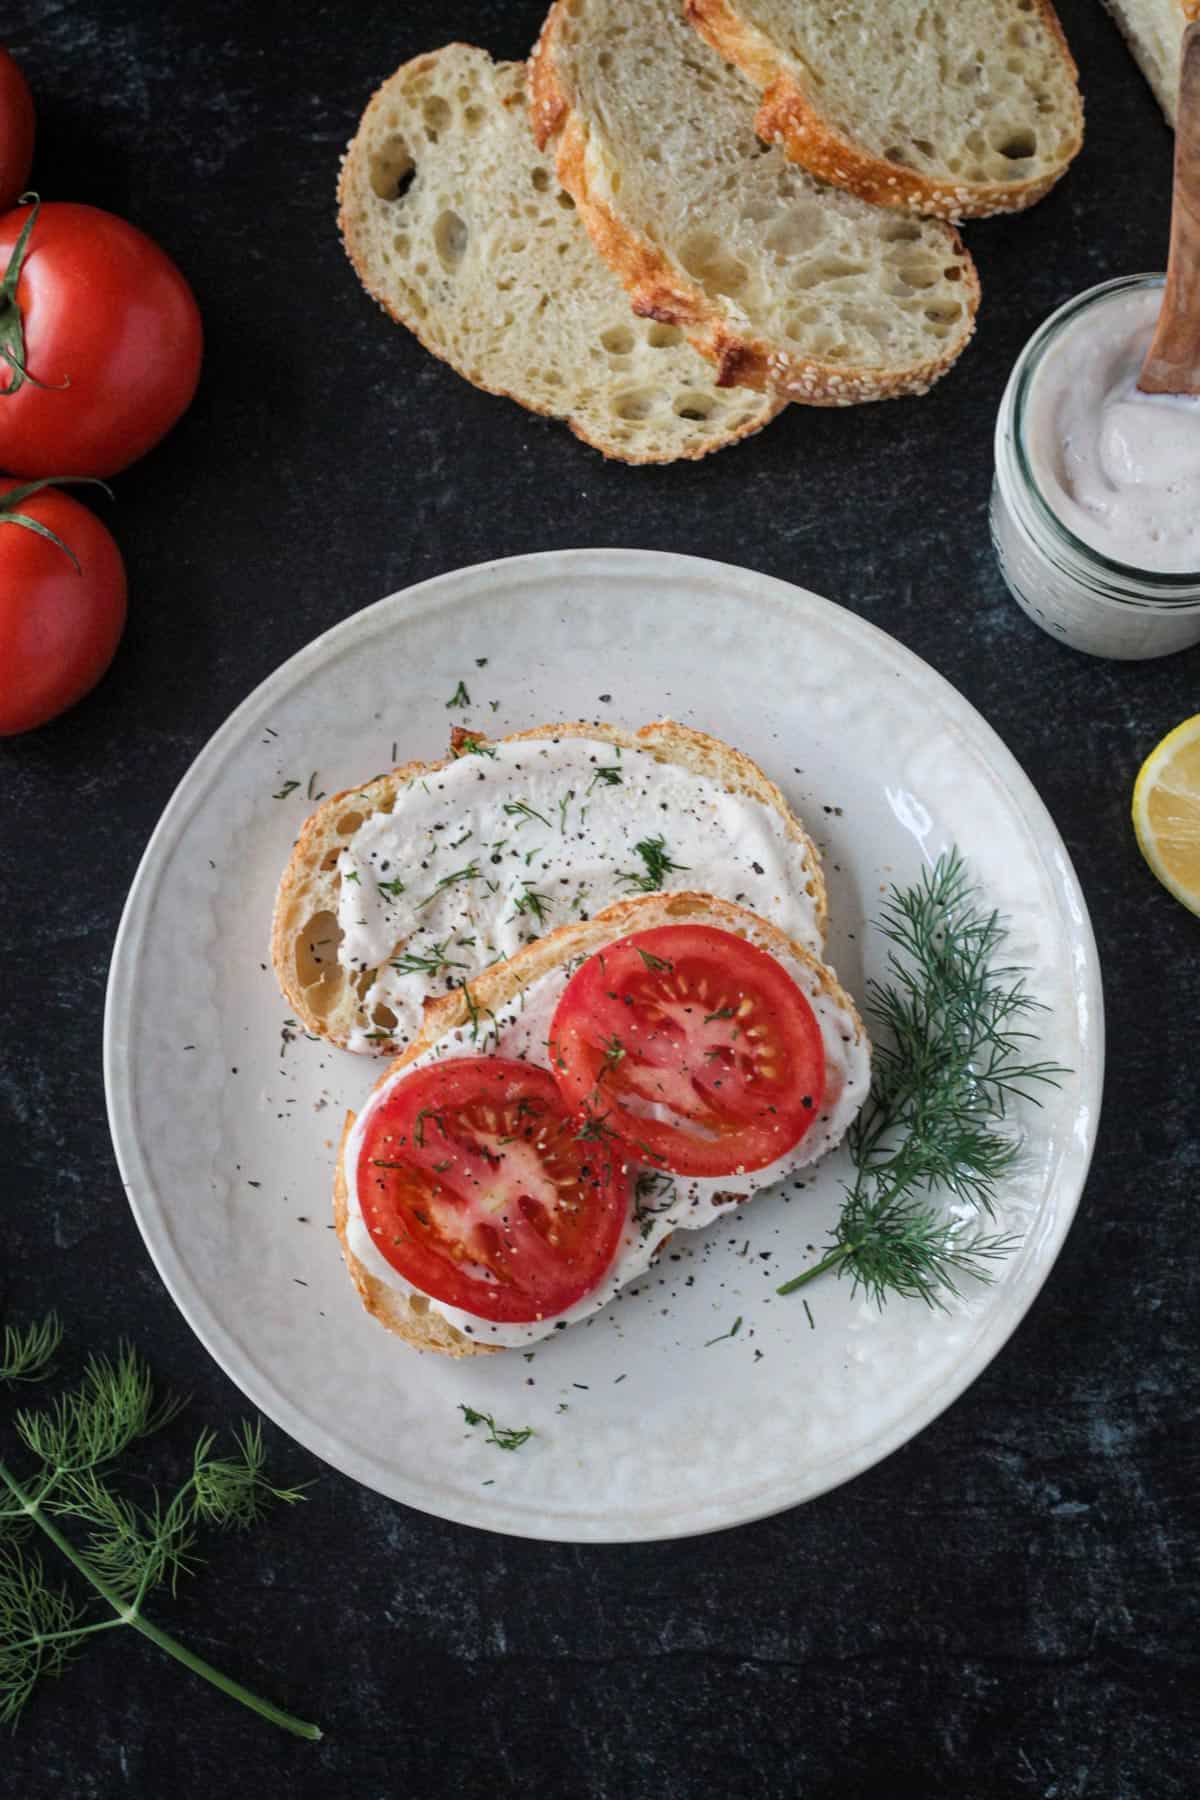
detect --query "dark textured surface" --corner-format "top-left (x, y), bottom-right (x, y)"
top-left (2, 2), bottom-right (1198, 1794)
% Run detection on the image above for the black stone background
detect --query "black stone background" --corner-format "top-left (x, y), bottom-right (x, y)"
top-left (2, 2), bottom-right (1198, 1796)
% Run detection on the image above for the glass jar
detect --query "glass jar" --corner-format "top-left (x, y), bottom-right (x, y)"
top-left (991, 273), bottom-right (1200, 660)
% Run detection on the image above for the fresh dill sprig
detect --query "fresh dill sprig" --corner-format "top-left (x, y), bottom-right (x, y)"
top-left (575, 1112), bottom-right (619, 1145)
top-left (458, 1406), bottom-right (533, 1452)
top-left (446, 680), bottom-right (471, 709)
top-left (390, 938), bottom-right (467, 977)
top-left (635, 947), bottom-right (674, 973)
top-left (587, 766), bottom-right (623, 793)
top-left (512, 887), bottom-right (553, 926)
top-left (778, 850), bottom-right (1066, 1311)
top-left (0, 1328), bottom-right (319, 1738)
top-left (417, 862), bottom-right (481, 909)
top-left (413, 1106), bottom-right (446, 1149)
top-left (459, 983), bottom-right (499, 1049)
top-left (0, 1316), bottom-right (62, 1385)
top-left (583, 1035), bottom-right (628, 1114)
top-left (502, 799), bottom-right (551, 829)
top-left (453, 735), bottom-right (496, 759)
top-left (620, 835), bottom-right (689, 893)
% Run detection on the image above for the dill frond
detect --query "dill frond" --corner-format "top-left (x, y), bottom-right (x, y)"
top-left (458, 1406), bottom-right (533, 1451)
top-left (14, 1345), bottom-right (181, 1475)
top-left (0, 1324), bottom-right (319, 1738)
top-left (0, 1316), bottom-right (62, 1386)
top-left (780, 850), bottom-right (1066, 1310)
top-left (390, 937), bottom-right (468, 978)
top-left (0, 1546), bottom-right (89, 1728)
top-left (619, 835), bottom-right (689, 893)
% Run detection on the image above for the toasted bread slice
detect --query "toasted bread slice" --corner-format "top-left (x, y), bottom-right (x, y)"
top-left (335, 889), bottom-right (866, 1356)
top-left (271, 719), bottom-right (827, 1055)
top-left (686, 0), bottom-right (1083, 221)
top-left (530, 0), bottom-right (980, 403)
top-left (1102, 0), bottom-right (1197, 124)
top-left (337, 44), bottom-right (782, 464)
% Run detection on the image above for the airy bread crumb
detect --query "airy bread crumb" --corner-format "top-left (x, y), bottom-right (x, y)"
top-left (338, 44), bottom-right (783, 463)
top-left (531, 0), bottom-right (981, 404)
top-left (686, 0), bottom-right (1083, 221)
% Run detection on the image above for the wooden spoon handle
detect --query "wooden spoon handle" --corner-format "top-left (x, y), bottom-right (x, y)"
top-left (1140, 22), bottom-right (1200, 395)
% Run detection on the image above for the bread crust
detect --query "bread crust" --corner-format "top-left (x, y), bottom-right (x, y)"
top-left (270, 718), bottom-right (828, 1052)
top-left (1101, 0), bottom-right (1199, 126)
top-left (334, 889), bottom-right (867, 1356)
top-left (337, 46), bottom-right (783, 464)
top-left (529, 4), bottom-right (981, 403)
top-left (685, 0), bottom-right (1083, 222)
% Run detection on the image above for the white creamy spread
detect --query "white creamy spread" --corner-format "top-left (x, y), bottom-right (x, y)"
top-left (342, 941), bottom-right (870, 1348)
top-left (335, 737), bottom-right (822, 1052)
top-left (1027, 285), bottom-right (1200, 575)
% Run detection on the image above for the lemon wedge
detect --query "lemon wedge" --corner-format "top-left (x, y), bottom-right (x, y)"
top-left (1132, 714), bottom-right (1200, 917)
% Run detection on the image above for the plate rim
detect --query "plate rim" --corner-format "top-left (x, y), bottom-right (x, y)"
top-left (104, 547), bottom-right (1104, 1541)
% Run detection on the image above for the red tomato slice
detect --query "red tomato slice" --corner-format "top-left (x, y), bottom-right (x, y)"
top-left (356, 1057), bottom-right (630, 1324)
top-left (549, 925), bottom-right (827, 1178)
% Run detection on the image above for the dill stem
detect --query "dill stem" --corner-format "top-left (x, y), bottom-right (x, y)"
top-left (127, 1613), bottom-right (322, 1740)
top-left (2, 1618), bottom-right (123, 1653)
top-left (0, 1459), bottom-right (322, 1741)
top-left (776, 1245), bottom-right (851, 1295)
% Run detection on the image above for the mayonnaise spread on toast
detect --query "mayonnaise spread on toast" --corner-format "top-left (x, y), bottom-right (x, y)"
top-left (336, 738), bottom-right (823, 1052)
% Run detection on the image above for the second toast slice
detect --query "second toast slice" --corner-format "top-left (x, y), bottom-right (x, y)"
top-left (339, 44), bottom-right (783, 463)
top-left (531, 0), bottom-right (980, 403)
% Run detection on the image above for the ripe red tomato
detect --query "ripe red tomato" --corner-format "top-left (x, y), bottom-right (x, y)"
top-left (0, 479), bottom-right (127, 735)
top-left (0, 50), bottom-right (34, 212)
top-left (357, 1057), bottom-right (630, 1323)
top-left (0, 199), bottom-right (202, 477)
top-left (550, 925), bottom-right (827, 1178)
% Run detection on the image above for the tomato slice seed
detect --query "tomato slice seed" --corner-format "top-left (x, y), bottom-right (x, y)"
top-left (358, 1057), bottom-right (631, 1322)
top-left (549, 925), bottom-right (827, 1179)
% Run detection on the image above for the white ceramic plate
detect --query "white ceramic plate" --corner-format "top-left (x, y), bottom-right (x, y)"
top-left (105, 550), bottom-right (1102, 1542)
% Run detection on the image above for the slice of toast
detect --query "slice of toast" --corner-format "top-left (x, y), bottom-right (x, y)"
top-left (337, 44), bottom-right (782, 463)
top-left (334, 889), bottom-right (866, 1356)
top-left (686, 0), bottom-right (1083, 221)
top-left (530, 0), bottom-right (980, 403)
top-left (1102, 0), bottom-right (1198, 124)
top-left (271, 720), bottom-right (827, 1055)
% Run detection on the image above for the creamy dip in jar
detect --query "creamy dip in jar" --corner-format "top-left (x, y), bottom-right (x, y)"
top-left (991, 275), bottom-right (1200, 659)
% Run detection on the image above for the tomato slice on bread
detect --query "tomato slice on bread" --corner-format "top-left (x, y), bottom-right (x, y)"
top-left (357, 1057), bottom-right (630, 1322)
top-left (549, 925), bottom-right (826, 1178)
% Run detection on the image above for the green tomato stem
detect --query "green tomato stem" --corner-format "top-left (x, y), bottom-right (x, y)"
top-left (0, 476), bottom-right (115, 573)
top-left (0, 195), bottom-right (59, 398)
